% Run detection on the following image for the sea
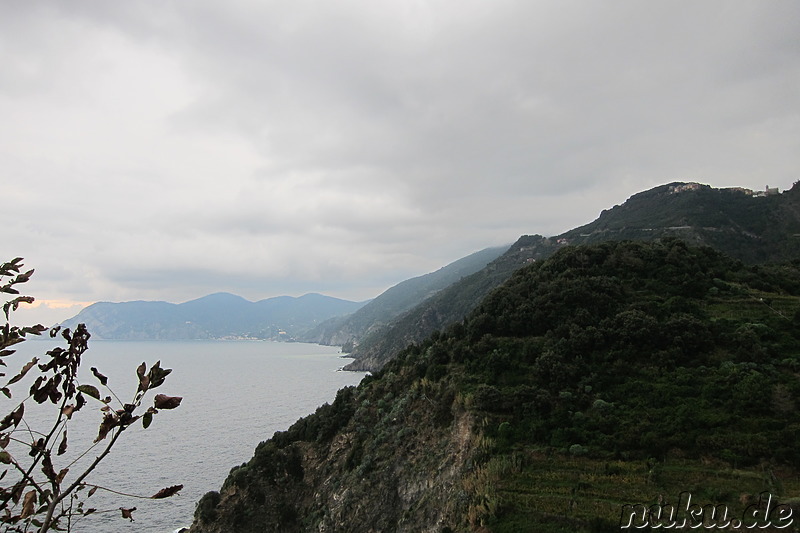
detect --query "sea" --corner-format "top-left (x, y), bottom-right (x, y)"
top-left (6, 339), bottom-right (366, 532)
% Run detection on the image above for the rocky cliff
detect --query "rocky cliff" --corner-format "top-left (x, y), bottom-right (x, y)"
top-left (189, 373), bottom-right (486, 532)
top-left (188, 238), bottom-right (800, 532)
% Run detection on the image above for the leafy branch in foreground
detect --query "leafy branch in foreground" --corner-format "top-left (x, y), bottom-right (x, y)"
top-left (0, 258), bottom-right (183, 533)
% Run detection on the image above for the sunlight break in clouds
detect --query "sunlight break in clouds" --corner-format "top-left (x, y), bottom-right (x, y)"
top-left (16, 300), bottom-right (94, 328)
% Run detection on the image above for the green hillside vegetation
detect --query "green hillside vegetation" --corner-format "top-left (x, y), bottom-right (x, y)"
top-left (456, 238), bottom-right (799, 465)
top-left (345, 182), bottom-right (800, 372)
top-left (344, 235), bottom-right (562, 370)
top-left (563, 183), bottom-right (800, 263)
top-left (189, 239), bottom-right (800, 532)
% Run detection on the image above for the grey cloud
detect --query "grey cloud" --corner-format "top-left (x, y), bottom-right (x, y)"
top-left (2, 1), bottom-right (799, 320)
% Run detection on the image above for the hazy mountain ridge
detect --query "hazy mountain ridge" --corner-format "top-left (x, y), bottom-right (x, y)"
top-left (344, 181), bottom-right (800, 371)
top-left (59, 292), bottom-right (366, 340)
top-left (343, 235), bottom-right (562, 370)
top-left (298, 245), bottom-right (509, 348)
top-left (62, 182), bottom-right (798, 349)
top-left (59, 246), bottom-right (508, 342)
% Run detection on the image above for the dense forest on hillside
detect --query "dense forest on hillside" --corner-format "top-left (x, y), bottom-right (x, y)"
top-left (345, 183), bottom-right (800, 372)
top-left (430, 238), bottom-right (800, 463)
top-left (190, 239), bottom-right (800, 532)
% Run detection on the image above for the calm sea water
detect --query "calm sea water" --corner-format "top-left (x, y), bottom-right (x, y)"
top-left (7, 339), bottom-right (365, 532)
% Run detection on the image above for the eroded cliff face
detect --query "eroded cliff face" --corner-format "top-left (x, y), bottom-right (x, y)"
top-left (188, 374), bottom-right (487, 533)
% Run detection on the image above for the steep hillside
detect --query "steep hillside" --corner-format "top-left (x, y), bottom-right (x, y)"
top-left (345, 181), bottom-right (800, 371)
top-left (59, 292), bottom-right (365, 340)
top-left (188, 240), bottom-right (800, 532)
top-left (299, 246), bottom-right (508, 348)
top-left (344, 236), bottom-right (561, 370)
top-left (561, 182), bottom-right (800, 262)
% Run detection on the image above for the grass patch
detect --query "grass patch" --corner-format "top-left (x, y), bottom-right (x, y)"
top-left (489, 452), bottom-right (800, 532)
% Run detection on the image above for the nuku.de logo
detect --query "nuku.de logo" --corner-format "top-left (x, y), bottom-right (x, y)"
top-left (619, 491), bottom-right (794, 529)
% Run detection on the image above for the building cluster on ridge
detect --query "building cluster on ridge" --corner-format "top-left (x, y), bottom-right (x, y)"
top-left (669, 182), bottom-right (780, 197)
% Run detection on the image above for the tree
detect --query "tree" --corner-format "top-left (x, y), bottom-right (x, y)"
top-left (0, 258), bottom-right (183, 532)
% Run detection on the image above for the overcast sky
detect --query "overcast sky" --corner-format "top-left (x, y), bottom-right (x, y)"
top-left (4, 1), bottom-right (799, 325)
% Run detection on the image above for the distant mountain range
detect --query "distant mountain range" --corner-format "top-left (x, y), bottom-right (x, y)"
top-left (58, 246), bottom-right (507, 341)
top-left (59, 292), bottom-right (366, 340)
top-left (63, 181), bottom-right (800, 350)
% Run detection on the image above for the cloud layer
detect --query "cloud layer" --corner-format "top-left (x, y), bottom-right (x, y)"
top-left (3, 1), bottom-right (799, 322)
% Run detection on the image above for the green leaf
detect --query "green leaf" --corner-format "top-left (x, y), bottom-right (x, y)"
top-left (77, 384), bottom-right (100, 400)
top-left (142, 411), bottom-right (153, 429)
top-left (0, 451), bottom-right (11, 464)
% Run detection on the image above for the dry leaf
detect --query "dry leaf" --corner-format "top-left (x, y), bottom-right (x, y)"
top-left (120, 507), bottom-right (136, 521)
top-left (20, 490), bottom-right (36, 518)
top-left (57, 430), bottom-right (68, 456)
top-left (151, 485), bottom-right (183, 499)
top-left (154, 394), bottom-right (182, 410)
top-left (136, 362), bottom-right (149, 393)
top-left (0, 404), bottom-right (24, 432)
top-left (90, 367), bottom-right (108, 386)
top-left (42, 454), bottom-right (56, 482)
top-left (95, 413), bottom-right (118, 443)
top-left (7, 358), bottom-right (38, 385)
